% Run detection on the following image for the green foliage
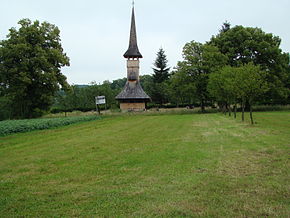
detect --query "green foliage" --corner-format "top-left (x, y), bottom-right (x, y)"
top-left (0, 96), bottom-right (12, 120)
top-left (152, 48), bottom-right (170, 83)
top-left (149, 48), bottom-right (171, 105)
top-left (234, 63), bottom-right (269, 105)
top-left (140, 74), bottom-right (171, 105)
top-left (210, 25), bottom-right (290, 102)
top-left (208, 63), bottom-right (269, 123)
top-left (170, 25), bottom-right (289, 108)
top-left (173, 41), bottom-right (228, 111)
top-left (139, 74), bottom-right (153, 94)
top-left (169, 70), bottom-right (196, 105)
top-left (110, 77), bottom-right (127, 90)
top-left (150, 81), bottom-right (170, 105)
top-left (53, 82), bottom-right (119, 113)
top-left (208, 66), bottom-right (236, 105)
top-left (0, 115), bottom-right (101, 136)
top-left (0, 19), bottom-right (70, 119)
top-left (252, 104), bottom-right (290, 111)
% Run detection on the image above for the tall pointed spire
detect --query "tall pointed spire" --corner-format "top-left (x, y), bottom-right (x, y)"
top-left (116, 2), bottom-right (151, 110)
top-left (123, 5), bottom-right (143, 59)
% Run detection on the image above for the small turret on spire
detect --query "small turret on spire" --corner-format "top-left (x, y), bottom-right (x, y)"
top-left (123, 4), bottom-right (143, 59)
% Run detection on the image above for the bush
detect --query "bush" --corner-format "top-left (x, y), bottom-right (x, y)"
top-left (252, 105), bottom-right (290, 112)
top-left (0, 116), bottom-right (102, 137)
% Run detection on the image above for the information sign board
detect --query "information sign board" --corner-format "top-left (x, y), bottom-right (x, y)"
top-left (96, 96), bottom-right (106, 105)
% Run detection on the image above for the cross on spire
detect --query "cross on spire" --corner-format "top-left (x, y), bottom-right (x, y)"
top-left (132, 0), bottom-right (135, 7)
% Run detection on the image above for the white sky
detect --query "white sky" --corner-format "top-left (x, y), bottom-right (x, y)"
top-left (1, 0), bottom-right (289, 85)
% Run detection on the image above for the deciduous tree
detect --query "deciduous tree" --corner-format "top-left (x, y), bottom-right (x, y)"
top-left (175, 41), bottom-right (227, 111)
top-left (235, 63), bottom-right (269, 124)
top-left (208, 63), bottom-right (269, 124)
top-left (0, 19), bottom-right (70, 118)
top-left (208, 67), bottom-right (237, 116)
top-left (210, 25), bottom-right (289, 103)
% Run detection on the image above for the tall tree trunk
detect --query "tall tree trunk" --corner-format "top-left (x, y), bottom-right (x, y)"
top-left (242, 102), bottom-right (245, 122)
top-left (201, 99), bottom-right (205, 113)
top-left (228, 104), bottom-right (231, 117)
top-left (225, 103), bottom-right (228, 115)
top-left (234, 103), bottom-right (237, 119)
top-left (249, 104), bottom-right (254, 125)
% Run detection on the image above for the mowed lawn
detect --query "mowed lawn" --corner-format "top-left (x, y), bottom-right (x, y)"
top-left (0, 112), bottom-right (289, 217)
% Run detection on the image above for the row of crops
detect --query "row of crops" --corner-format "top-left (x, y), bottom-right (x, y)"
top-left (0, 115), bottom-right (102, 136)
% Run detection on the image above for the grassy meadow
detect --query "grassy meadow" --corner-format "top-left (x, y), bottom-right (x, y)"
top-left (0, 111), bottom-right (289, 217)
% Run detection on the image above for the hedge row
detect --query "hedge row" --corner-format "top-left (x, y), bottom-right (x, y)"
top-left (0, 115), bottom-right (101, 137)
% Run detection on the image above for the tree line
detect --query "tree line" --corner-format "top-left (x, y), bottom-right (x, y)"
top-left (0, 20), bottom-right (289, 121)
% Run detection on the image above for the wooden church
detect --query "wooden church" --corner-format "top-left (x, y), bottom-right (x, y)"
top-left (116, 5), bottom-right (151, 111)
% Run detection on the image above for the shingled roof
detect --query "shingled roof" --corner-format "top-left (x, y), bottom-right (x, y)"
top-left (123, 7), bottom-right (143, 59)
top-left (116, 81), bottom-right (150, 100)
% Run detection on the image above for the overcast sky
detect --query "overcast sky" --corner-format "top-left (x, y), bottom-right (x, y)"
top-left (1, 0), bottom-right (289, 85)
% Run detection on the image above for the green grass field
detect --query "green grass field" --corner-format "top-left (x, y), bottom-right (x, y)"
top-left (0, 111), bottom-right (289, 217)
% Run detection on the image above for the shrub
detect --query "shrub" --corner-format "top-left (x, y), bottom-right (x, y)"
top-left (0, 116), bottom-right (102, 136)
top-left (252, 105), bottom-right (290, 112)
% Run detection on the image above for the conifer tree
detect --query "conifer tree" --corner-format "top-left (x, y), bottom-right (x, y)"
top-left (152, 48), bottom-right (170, 83)
top-left (151, 48), bottom-right (170, 105)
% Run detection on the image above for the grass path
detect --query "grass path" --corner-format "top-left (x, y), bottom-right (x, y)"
top-left (0, 112), bottom-right (289, 217)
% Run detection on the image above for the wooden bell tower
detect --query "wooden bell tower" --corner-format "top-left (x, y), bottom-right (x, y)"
top-left (116, 5), bottom-right (151, 111)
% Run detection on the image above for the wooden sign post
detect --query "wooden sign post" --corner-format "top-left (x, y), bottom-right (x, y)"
top-left (95, 96), bottom-right (106, 115)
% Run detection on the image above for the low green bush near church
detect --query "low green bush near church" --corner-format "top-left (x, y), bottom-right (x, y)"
top-left (0, 115), bottom-right (101, 136)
